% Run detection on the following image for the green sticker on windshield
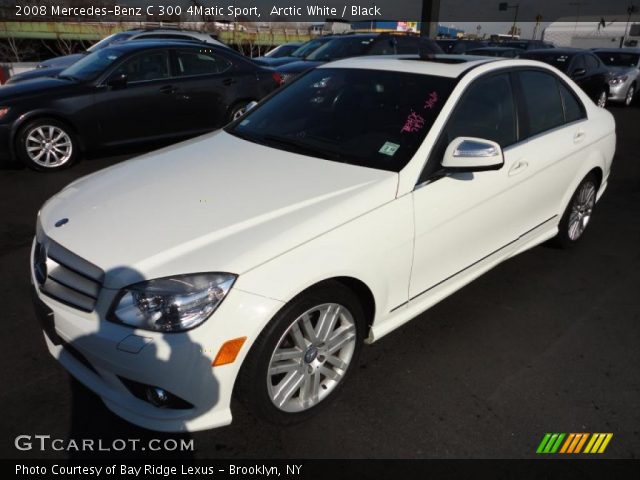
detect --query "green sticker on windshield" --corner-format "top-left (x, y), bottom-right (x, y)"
top-left (379, 142), bottom-right (400, 156)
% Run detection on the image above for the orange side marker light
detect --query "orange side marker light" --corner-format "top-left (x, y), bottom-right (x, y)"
top-left (212, 337), bottom-right (247, 367)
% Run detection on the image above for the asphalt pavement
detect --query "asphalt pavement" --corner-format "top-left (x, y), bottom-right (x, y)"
top-left (1, 107), bottom-right (639, 460)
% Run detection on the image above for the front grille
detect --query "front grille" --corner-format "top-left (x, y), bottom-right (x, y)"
top-left (34, 237), bottom-right (104, 312)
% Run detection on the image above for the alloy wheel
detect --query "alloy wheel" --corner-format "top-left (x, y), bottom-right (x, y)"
top-left (25, 125), bottom-right (73, 168)
top-left (625, 86), bottom-right (635, 107)
top-left (567, 180), bottom-right (596, 241)
top-left (267, 303), bottom-right (357, 413)
top-left (597, 91), bottom-right (607, 108)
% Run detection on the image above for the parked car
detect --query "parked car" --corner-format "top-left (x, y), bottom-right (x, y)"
top-left (262, 42), bottom-right (304, 58)
top-left (593, 48), bottom-right (640, 106)
top-left (450, 40), bottom-right (496, 54)
top-left (520, 49), bottom-right (611, 107)
top-left (435, 38), bottom-right (458, 53)
top-left (253, 36), bottom-right (334, 68)
top-left (276, 33), bottom-right (443, 82)
top-left (31, 55), bottom-right (615, 432)
top-left (500, 40), bottom-right (554, 50)
top-left (465, 47), bottom-right (522, 58)
top-left (6, 28), bottom-right (229, 85)
top-left (0, 41), bottom-right (281, 170)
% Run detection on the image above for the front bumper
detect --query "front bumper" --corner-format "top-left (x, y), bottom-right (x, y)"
top-left (30, 239), bottom-right (284, 432)
top-left (608, 81), bottom-right (632, 102)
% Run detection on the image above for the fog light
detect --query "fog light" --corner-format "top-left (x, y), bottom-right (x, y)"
top-left (146, 387), bottom-right (170, 407)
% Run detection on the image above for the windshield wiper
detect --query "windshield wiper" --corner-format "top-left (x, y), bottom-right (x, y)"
top-left (261, 134), bottom-right (342, 161)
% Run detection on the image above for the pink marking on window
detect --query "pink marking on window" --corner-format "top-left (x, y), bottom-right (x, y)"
top-left (401, 110), bottom-right (426, 133)
top-left (424, 91), bottom-right (438, 110)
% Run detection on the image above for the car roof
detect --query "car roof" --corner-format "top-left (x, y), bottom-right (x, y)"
top-left (470, 47), bottom-right (520, 51)
top-left (593, 48), bottom-right (640, 53)
top-left (101, 39), bottom-right (222, 52)
top-left (523, 48), bottom-right (585, 55)
top-left (324, 54), bottom-right (499, 78)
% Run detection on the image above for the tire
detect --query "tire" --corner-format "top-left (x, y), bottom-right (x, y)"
top-left (16, 118), bottom-right (79, 171)
top-left (551, 173), bottom-right (598, 248)
top-left (227, 101), bottom-right (254, 124)
top-left (236, 281), bottom-right (365, 425)
top-left (596, 89), bottom-right (608, 108)
top-left (624, 84), bottom-right (635, 107)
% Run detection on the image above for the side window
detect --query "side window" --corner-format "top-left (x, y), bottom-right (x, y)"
top-left (585, 54), bottom-right (600, 71)
top-left (113, 51), bottom-right (170, 83)
top-left (395, 37), bottom-right (420, 54)
top-left (518, 70), bottom-right (564, 137)
top-left (559, 82), bottom-right (586, 123)
top-left (571, 55), bottom-right (586, 74)
top-left (444, 73), bottom-right (517, 147)
top-left (176, 50), bottom-right (232, 76)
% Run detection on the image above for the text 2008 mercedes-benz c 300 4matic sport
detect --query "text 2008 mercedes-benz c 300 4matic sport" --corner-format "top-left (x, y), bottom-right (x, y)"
top-left (31, 55), bottom-right (615, 432)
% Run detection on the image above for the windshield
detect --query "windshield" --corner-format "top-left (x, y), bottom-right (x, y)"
top-left (226, 68), bottom-right (454, 172)
top-left (595, 52), bottom-right (640, 68)
top-left (521, 52), bottom-right (573, 72)
top-left (87, 32), bottom-right (135, 52)
top-left (291, 38), bottom-right (333, 58)
top-left (59, 48), bottom-right (126, 81)
top-left (306, 36), bottom-right (376, 61)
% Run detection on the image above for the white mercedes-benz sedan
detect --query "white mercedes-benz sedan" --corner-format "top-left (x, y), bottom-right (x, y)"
top-left (31, 55), bottom-right (616, 432)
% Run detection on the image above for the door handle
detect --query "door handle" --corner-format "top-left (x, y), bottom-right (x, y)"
top-left (508, 160), bottom-right (529, 177)
top-left (222, 78), bottom-right (237, 86)
top-left (574, 130), bottom-right (586, 144)
top-left (159, 85), bottom-right (177, 94)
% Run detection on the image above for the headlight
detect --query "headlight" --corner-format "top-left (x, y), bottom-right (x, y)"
top-left (609, 75), bottom-right (628, 85)
top-left (108, 273), bottom-right (236, 332)
top-left (0, 107), bottom-right (9, 119)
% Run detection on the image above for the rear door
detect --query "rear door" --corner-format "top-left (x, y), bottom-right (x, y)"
top-left (170, 48), bottom-right (239, 132)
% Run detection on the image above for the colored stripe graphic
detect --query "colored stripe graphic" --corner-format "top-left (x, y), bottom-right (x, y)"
top-left (537, 433), bottom-right (613, 454)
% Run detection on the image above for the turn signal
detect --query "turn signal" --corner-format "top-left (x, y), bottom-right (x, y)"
top-left (212, 337), bottom-right (247, 366)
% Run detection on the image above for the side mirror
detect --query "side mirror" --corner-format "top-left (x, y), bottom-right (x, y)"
top-left (442, 137), bottom-right (504, 172)
top-left (571, 67), bottom-right (586, 78)
top-left (106, 73), bottom-right (127, 89)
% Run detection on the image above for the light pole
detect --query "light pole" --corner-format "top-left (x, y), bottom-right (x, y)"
top-left (498, 3), bottom-right (520, 39)
top-left (569, 1), bottom-right (588, 34)
top-left (621, 4), bottom-right (638, 47)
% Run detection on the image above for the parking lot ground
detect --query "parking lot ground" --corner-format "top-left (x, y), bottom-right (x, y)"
top-left (1, 107), bottom-right (639, 460)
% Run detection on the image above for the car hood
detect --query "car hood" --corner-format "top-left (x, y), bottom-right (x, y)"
top-left (0, 76), bottom-right (77, 99)
top-left (5, 67), bottom-right (65, 85)
top-left (38, 53), bottom-right (84, 68)
top-left (278, 60), bottom-right (324, 73)
top-left (39, 131), bottom-right (398, 289)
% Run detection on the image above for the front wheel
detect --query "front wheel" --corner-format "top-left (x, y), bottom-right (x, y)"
top-left (552, 173), bottom-right (598, 248)
top-left (596, 89), bottom-right (608, 108)
top-left (236, 282), bottom-right (365, 424)
top-left (624, 84), bottom-right (635, 107)
top-left (16, 118), bottom-right (79, 171)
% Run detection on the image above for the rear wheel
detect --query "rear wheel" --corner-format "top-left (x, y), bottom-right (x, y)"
top-left (16, 118), bottom-right (78, 171)
top-left (236, 282), bottom-right (365, 424)
top-left (552, 173), bottom-right (598, 248)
